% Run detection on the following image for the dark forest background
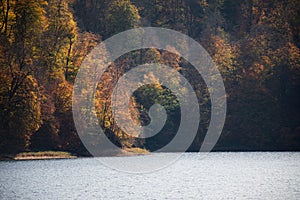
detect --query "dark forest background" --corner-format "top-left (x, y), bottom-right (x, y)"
top-left (0, 0), bottom-right (299, 155)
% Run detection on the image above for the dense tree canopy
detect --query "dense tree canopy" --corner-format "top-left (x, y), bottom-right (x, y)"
top-left (0, 0), bottom-right (299, 154)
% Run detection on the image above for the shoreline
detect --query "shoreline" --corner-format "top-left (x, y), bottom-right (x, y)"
top-left (0, 151), bottom-right (77, 161)
top-left (1, 149), bottom-right (299, 161)
top-left (0, 148), bottom-right (150, 161)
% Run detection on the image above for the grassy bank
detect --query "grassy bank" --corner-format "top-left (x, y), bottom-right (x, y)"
top-left (0, 151), bottom-right (77, 161)
top-left (0, 148), bottom-right (150, 161)
top-left (119, 147), bottom-right (150, 156)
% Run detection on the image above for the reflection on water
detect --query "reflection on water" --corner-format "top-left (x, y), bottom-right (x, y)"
top-left (0, 152), bottom-right (299, 200)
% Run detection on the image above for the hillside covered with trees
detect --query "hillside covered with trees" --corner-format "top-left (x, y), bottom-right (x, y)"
top-left (0, 0), bottom-right (299, 155)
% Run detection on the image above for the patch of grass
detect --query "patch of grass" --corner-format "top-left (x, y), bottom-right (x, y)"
top-left (122, 147), bottom-right (150, 155)
top-left (15, 151), bottom-right (74, 158)
top-left (0, 151), bottom-right (77, 161)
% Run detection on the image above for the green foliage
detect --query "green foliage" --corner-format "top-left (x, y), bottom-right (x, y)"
top-left (105, 0), bottom-right (140, 37)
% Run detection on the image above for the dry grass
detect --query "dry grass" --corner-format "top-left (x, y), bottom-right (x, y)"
top-left (121, 147), bottom-right (150, 155)
top-left (14, 151), bottom-right (76, 160)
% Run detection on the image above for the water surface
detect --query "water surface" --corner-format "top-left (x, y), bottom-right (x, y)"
top-left (0, 152), bottom-right (299, 199)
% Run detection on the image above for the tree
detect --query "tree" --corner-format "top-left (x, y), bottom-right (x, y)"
top-left (31, 0), bottom-right (79, 152)
top-left (105, 0), bottom-right (140, 38)
top-left (0, 0), bottom-right (46, 152)
top-left (39, 0), bottom-right (77, 82)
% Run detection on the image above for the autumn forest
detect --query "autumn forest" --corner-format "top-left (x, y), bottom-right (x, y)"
top-left (0, 0), bottom-right (300, 156)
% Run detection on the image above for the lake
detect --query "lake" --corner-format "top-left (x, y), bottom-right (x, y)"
top-left (0, 152), bottom-right (299, 199)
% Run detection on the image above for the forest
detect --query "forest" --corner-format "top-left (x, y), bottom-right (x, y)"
top-left (0, 0), bottom-right (299, 155)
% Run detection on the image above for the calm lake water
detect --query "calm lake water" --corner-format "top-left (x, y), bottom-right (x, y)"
top-left (0, 152), bottom-right (299, 200)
